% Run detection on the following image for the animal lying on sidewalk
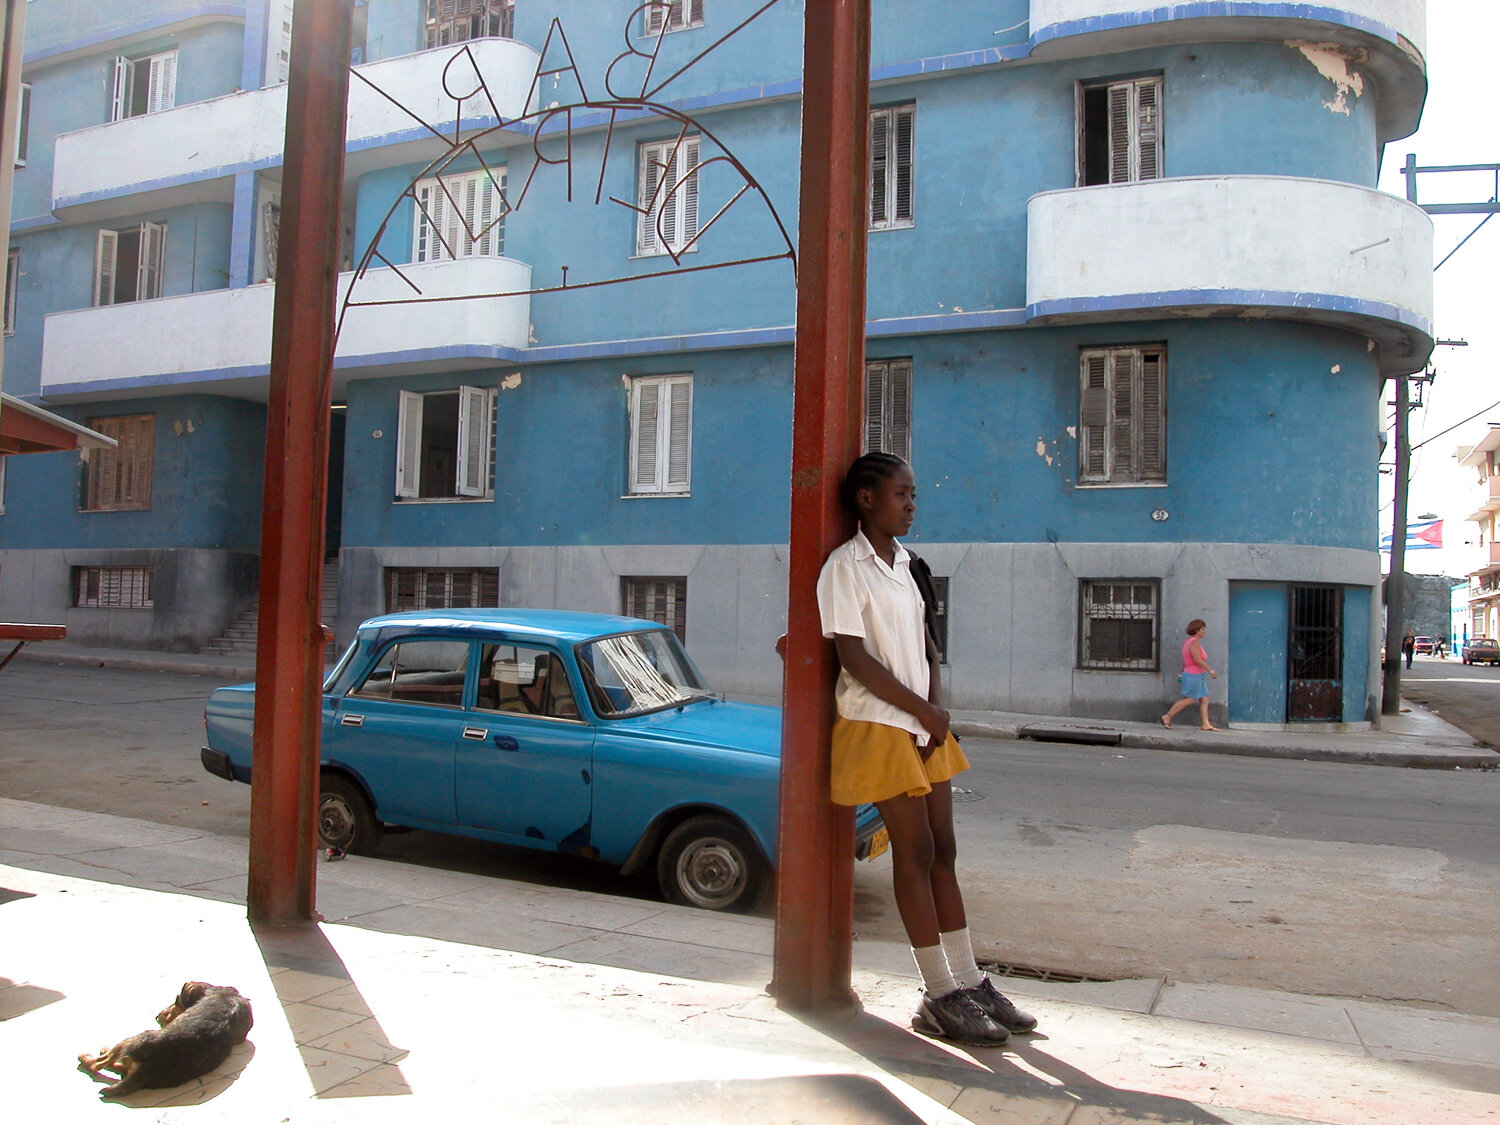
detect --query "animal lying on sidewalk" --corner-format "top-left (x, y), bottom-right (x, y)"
top-left (78, 981), bottom-right (253, 1098)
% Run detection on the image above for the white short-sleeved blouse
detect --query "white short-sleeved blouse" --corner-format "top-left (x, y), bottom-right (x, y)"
top-left (816, 530), bottom-right (931, 739)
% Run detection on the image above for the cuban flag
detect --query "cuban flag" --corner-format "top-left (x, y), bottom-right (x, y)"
top-left (1380, 518), bottom-right (1443, 551)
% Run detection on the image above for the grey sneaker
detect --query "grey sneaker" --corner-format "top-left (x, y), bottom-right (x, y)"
top-left (965, 976), bottom-right (1038, 1033)
top-left (911, 988), bottom-right (1010, 1047)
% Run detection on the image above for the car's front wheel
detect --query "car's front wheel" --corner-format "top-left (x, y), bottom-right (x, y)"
top-left (656, 815), bottom-right (769, 912)
top-left (319, 774), bottom-right (381, 855)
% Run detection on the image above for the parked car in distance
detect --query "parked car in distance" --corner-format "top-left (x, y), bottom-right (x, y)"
top-left (1462, 637), bottom-right (1500, 666)
top-left (1412, 636), bottom-right (1436, 655)
top-left (201, 609), bottom-right (887, 912)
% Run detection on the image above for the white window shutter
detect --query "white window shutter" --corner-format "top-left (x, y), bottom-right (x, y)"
top-left (688, 0), bottom-right (704, 24)
top-left (639, 143), bottom-right (663, 254)
top-left (1136, 79), bottom-right (1161, 181)
top-left (15, 83), bottom-right (30, 166)
top-left (111, 57), bottom-right (134, 121)
top-left (395, 391), bottom-right (423, 498)
top-left (138, 221), bottom-right (165, 300)
top-left (455, 385), bottom-right (490, 497)
top-left (631, 378), bottom-right (661, 492)
top-left (681, 139), bottom-right (700, 246)
top-left (645, 3), bottom-right (665, 34)
top-left (94, 229), bottom-right (119, 306)
top-left (147, 51), bottom-right (177, 115)
top-left (863, 362), bottom-right (884, 453)
top-left (869, 110), bottom-right (889, 225)
top-left (664, 377), bottom-right (692, 491)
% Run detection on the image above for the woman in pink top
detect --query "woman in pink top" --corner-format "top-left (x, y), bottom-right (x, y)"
top-left (1161, 618), bottom-right (1219, 730)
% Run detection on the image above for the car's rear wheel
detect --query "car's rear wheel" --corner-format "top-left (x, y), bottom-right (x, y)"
top-left (656, 815), bottom-right (769, 912)
top-left (319, 774), bottom-right (381, 855)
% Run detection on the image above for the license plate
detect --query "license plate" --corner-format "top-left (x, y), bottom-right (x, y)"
top-left (865, 826), bottom-right (889, 861)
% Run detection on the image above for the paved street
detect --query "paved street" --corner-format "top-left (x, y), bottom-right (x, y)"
top-left (3, 661), bottom-right (1498, 1020)
top-left (1399, 654), bottom-right (1500, 748)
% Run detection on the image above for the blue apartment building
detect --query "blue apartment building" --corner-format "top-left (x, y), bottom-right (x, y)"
top-left (0, 1), bottom-right (1432, 727)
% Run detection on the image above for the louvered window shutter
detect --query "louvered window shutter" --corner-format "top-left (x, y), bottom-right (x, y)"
top-left (863, 362), bottom-right (885, 453)
top-left (887, 359), bottom-right (912, 462)
top-left (111, 57), bottom-right (134, 121)
top-left (639, 144), bottom-right (663, 254)
top-left (460, 175), bottom-right (478, 257)
top-left (94, 230), bottom-right (119, 306)
top-left (15, 83), bottom-right (29, 166)
top-left (893, 108), bottom-right (914, 222)
top-left (689, 0), bottom-right (704, 24)
top-left (147, 52), bottom-right (177, 115)
top-left (138, 222), bottom-right (165, 300)
top-left (645, 3), bottom-right (665, 34)
top-left (1079, 351), bottom-right (1109, 482)
top-left (128, 415), bottom-right (154, 505)
top-left (1106, 84), bottom-right (1131, 184)
top-left (455, 385), bottom-right (490, 496)
top-left (631, 379), bottom-right (661, 492)
top-left (1110, 349), bottom-right (1137, 479)
top-left (869, 111), bottom-right (889, 225)
top-left (396, 391), bottom-right (423, 498)
top-left (1136, 79), bottom-right (1161, 181)
top-left (680, 139), bottom-right (700, 246)
top-left (1138, 349), bottom-right (1166, 479)
top-left (665, 377), bottom-right (692, 491)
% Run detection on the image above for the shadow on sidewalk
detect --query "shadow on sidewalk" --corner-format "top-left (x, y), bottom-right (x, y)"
top-left (801, 1006), bottom-right (1234, 1124)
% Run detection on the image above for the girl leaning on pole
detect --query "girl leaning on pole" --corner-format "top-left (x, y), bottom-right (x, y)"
top-left (815, 451), bottom-right (1036, 1047)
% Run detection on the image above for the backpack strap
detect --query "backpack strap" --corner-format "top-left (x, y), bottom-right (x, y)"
top-left (907, 552), bottom-right (941, 653)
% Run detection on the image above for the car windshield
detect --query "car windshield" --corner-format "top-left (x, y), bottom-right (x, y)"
top-left (577, 629), bottom-right (711, 717)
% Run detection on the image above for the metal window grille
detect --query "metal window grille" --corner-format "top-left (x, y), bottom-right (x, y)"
top-left (74, 566), bottom-right (154, 608)
top-left (385, 567), bottom-right (499, 611)
top-left (1079, 579), bottom-right (1159, 670)
top-left (623, 576), bottom-right (687, 642)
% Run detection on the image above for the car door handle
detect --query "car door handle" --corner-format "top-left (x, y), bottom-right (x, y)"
top-left (461, 726), bottom-right (488, 740)
top-left (493, 735), bottom-right (518, 751)
top-left (340, 714), bottom-right (364, 727)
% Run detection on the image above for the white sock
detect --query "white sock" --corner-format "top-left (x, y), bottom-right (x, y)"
top-left (940, 927), bottom-right (985, 990)
top-left (911, 943), bottom-right (958, 998)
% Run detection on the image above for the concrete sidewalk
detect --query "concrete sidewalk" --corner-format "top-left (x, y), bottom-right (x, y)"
top-left (16, 640), bottom-right (1498, 769)
top-left (3, 796), bottom-right (1498, 1124)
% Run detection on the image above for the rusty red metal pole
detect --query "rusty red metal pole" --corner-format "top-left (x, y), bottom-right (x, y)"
top-left (773, 0), bottom-right (871, 1012)
top-left (247, 0), bottom-right (353, 925)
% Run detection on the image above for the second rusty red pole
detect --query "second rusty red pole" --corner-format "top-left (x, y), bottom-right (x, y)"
top-left (773, 0), bottom-right (871, 1012)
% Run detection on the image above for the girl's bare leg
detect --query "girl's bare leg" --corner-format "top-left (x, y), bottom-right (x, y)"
top-left (875, 791), bottom-right (941, 949)
top-left (924, 779), bottom-right (967, 933)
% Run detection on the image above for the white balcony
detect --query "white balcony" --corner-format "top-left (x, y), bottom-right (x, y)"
top-left (52, 38), bottom-right (539, 222)
top-left (39, 257), bottom-right (532, 400)
top-left (1028, 0), bottom-right (1425, 139)
top-left (1026, 175), bottom-right (1433, 375)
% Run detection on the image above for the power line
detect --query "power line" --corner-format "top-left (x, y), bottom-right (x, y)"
top-left (1410, 396), bottom-right (1500, 452)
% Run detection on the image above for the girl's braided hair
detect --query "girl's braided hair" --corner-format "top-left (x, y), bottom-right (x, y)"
top-left (840, 451), bottom-right (909, 514)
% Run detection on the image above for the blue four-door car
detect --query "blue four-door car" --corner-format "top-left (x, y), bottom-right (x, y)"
top-left (201, 609), bottom-right (886, 911)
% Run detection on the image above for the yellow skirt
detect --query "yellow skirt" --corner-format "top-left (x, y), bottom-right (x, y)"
top-left (830, 717), bottom-right (969, 806)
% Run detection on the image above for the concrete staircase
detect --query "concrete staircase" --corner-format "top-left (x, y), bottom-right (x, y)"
top-left (201, 561), bottom-right (339, 659)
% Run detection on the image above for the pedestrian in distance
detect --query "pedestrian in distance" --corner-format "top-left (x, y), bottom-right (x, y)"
top-left (1401, 630), bottom-right (1415, 670)
top-left (1161, 618), bottom-right (1220, 731)
top-left (816, 451), bottom-right (1036, 1048)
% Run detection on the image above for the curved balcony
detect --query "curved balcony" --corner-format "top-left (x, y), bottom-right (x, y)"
top-left (52, 37), bottom-right (539, 222)
top-left (39, 257), bottom-right (532, 400)
top-left (1028, 0), bottom-right (1425, 140)
top-left (1026, 176), bottom-right (1433, 375)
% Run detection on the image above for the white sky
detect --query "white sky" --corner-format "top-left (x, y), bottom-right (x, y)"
top-left (1373, 4), bottom-right (1499, 578)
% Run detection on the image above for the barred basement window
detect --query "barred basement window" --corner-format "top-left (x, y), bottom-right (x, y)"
top-left (1079, 579), bottom-right (1159, 671)
top-left (385, 567), bottom-right (499, 611)
top-left (623, 576), bottom-right (687, 642)
top-left (929, 575), bottom-right (949, 665)
top-left (74, 566), bottom-right (154, 608)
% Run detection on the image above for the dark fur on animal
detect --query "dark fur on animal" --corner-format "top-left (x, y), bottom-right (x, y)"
top-left (78, 981), bottom-right (253, 1098)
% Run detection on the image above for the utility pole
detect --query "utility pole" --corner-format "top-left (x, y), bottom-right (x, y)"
top-left (1382, 373), bottom-right (1410, 715)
